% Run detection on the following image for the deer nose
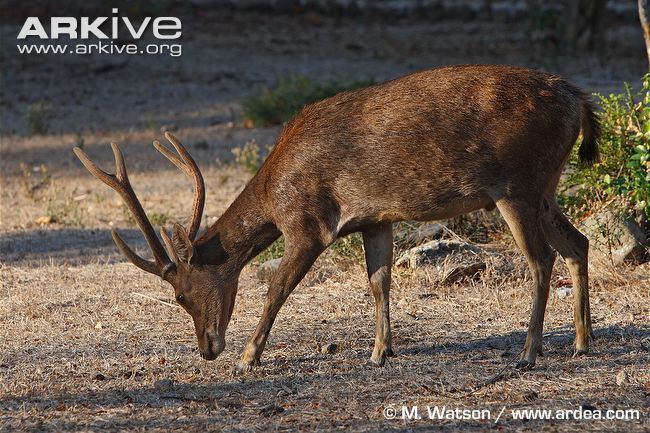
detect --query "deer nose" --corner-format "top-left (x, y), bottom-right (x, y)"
top-left (200, 350), bottom-right (218, 360)
top-left (200, 334), bottom-right (225, 360)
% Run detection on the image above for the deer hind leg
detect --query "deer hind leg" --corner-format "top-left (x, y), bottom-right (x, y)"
top-left (236, 235), bottom-right (325, 373)
top-left (496, 198), bottom-right (556, 370)
top-left (362, 223), bottom-right (395, 366)
top-left (541, 197), bottom-right (592, 356)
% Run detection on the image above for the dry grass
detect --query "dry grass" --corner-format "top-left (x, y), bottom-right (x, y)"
top-left (2, 10), bottom-right (648, 432)
top-left (1, 251), bottom-right (648, 432)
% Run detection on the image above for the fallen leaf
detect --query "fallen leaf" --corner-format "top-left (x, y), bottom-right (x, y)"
top-left (616, 369), bottom-right (629, 386)
top-left (35, 216), bottom-right (52, 225)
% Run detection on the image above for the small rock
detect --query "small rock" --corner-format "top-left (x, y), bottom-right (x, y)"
top-left (615, 369), bottom-right (629, 386)
top-left (257, 258), bottom-right (282, 281)
top-left (259, 404), bottom-right (284, 417)
top-left (441, 262), bottom-right (486, 285)
top-left (395, 240), bottom-right (482, 268)
top-left (395, 222), bottom-right (444, 246)
top-left (580, 403), bottom-right (598, 413)
top-left (94, 321), bottom-right (103, 329)
top-left (321, 343), bottom-right (337, 355)
top-left (556, 286), bottom-right (573, 299)
top-left (579, 207), bottom-right (647, 265)
top-left (154, 379), bottom-right (174, 390)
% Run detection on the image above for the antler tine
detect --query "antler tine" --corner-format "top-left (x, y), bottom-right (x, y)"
top-left (153, 140), bottom-right (192, 177)
top-left (111, 142), bottom-right (129, 182)
top-left (73, 146), bottom-right (121, 190)
top-left (112, 229), bottom-right (159, 275)
top-left (73, 145), bottom-right (173, 276)
top-left (153, 132), bottom-right (205, 241)
top-left (160, 226), bottom-right (180, 264)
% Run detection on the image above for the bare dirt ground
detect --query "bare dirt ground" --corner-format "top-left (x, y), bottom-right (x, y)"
top-left (1, 10), bottom-right (649, 432)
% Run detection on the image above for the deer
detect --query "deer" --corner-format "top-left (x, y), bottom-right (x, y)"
top-left (74, 64), bottom-right (599, 372)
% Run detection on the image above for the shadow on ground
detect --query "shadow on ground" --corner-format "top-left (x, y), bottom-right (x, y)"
top-left (0, 227), bottom-right (146, 266)
top-left (1, 323), bottom-right (647, 408)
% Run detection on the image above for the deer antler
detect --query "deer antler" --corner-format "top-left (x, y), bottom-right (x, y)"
top-left (73, 142), bottom-right (176, 278)
top-left (73, 134), bottom-right (207, 277)
top-left (153, 132), bottom-right (205, 241)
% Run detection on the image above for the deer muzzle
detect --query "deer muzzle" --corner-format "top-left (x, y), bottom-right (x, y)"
top-left (200, 332), bottom-right (225, 360)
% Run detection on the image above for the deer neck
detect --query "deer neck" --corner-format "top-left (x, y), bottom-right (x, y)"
top-left (195, 179), bottom-right (280, 271)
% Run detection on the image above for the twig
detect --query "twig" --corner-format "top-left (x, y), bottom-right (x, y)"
top-left (418, 348), bottom-right (525, 399)
top-left (441, 225), bottom-right (465, 242)
top-left (132, 292), bottom-right (181, 309)
top-left (463, 348), bottom-right (525, 396)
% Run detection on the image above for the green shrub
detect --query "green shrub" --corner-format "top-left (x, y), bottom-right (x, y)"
top-left (148, 212), bottom-right (170, 226)
top-left (243, 75), bottom-right (375, 126)
top-left (20, 163), bottom-right (51, 200)
top-left (330, 233), bottom-right (365, 260)
top-left (46, 188), bottom-right (87, 226)
top-left (26, 101), bottom-right (52, 135)
top-left (559, 74), bottom-right (650, 224)
top-left (232, 139), bottom-right (264, 173)
top-left (253, 233), bottom-right (365, 264)
top-left (121, 207), bottom-right (170, 227)
top-left (254, 236), bottom-right (285, 264)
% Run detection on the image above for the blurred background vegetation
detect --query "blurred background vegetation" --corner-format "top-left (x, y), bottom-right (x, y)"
top-left (2, 0), bottom-right (648, 264)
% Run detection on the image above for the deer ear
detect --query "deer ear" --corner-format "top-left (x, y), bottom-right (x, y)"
top-left (172, 222), bottom-right (196, 264)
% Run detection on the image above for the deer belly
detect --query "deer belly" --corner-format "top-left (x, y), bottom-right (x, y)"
top-left (335, 192), bottom-right (494, 235)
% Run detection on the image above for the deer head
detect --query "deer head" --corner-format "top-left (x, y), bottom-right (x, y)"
top-left (73, 133), bottom-right (235, 360)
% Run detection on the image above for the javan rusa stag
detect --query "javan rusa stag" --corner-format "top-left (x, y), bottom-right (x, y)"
top-left (74, 65), bottom-right (599, 372)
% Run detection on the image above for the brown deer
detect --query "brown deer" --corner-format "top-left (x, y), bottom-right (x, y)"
top-left (74, 65), bottom-right (598, 372)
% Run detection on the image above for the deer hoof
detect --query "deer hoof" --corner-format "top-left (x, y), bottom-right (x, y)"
top-left (368, 348), bottom-right (395, 367)
top-left (573, 348), bottom-right (589, 358)
top-left (234, 360), bottom-right (258, 375)
top-left (515, 359), bottom-right (535, 371)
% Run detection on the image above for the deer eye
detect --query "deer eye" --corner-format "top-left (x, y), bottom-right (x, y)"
top-left (176, 294), bottom-right (185, 304)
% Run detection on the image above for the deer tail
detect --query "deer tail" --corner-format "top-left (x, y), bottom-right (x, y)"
top-left (578, 93), bottom-right (601, 166)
